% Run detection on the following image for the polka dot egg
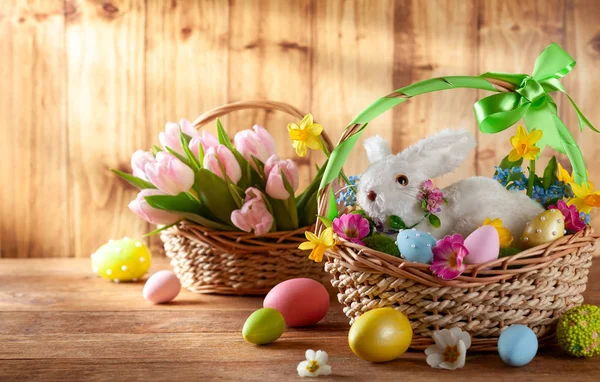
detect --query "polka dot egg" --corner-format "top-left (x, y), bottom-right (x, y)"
top-left (520, 209), bottom-right (565, 248)
top-left (396, 229), bottom-right (437, 264)
top-left (557, 304), bottom-right (600, 358)
top-left (91, 237), bottom-right (151, 282)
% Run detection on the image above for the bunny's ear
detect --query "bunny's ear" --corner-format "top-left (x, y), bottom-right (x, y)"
top-left (364, 135), bottom-right (392, 164)
top-left (398, 129), bottom-right (476, 178)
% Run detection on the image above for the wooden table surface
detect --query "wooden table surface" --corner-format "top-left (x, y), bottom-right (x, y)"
top-left (1, 258), bottom-right (599, 381)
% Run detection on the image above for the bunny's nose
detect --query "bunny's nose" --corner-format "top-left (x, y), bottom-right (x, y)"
top-left (367, 190), bottom-right (377, 202)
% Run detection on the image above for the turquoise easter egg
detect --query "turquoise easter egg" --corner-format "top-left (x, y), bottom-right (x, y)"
top-left (498, 324), bottom-right (538, 367)
top-left (91, 237), bottom-right (151, 282)
top-left (396, 229), bottom-right (437, 264)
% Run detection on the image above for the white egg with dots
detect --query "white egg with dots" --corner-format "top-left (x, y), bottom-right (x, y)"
top-left (91, 237), bottom-right (152, 282)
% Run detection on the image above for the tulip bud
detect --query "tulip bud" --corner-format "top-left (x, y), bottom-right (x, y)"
top-left (189, 130), bottom-right (219, 158)
top-left (203, 144), bottom-right (242, 184)
top-left (234, 125), bottom-right (277, 166)
top-left (264, 155), bottom-right (299, 200)
top-left (128, 189), bottom-right (180, 225)
top-left (131, 150), bottom-right (154, 180)
top-left (159, 119), bottom-right (198, 155)
top-left (231, 187), bottom-right (274, 235)
top-left (144, 152), bottom-right (195, 195)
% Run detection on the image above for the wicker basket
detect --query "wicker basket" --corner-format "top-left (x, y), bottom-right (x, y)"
top-left (315, 79), bottom-right (599, 351)
top-left (160, 100), bottom-right (331, 295)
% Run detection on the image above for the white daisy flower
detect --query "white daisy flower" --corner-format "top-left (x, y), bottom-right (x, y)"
top-left (297, 349), bottom-right (332, 377)
top-left (425, 327), bottom-right (471, 370)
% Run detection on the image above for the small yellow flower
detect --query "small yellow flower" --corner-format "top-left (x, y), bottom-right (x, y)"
top-left (508, 125), bottom-right (543, 162)
top-left (482, 218), bottom-right (514, 248)
top-left (557, 163), bottom-right (574, 185)
top-left (568, 181), bottom-right (600, 214)
top-left (299, 227), bottom-right (335, 263)
top-left (287, 114), bottom-right (323, 157)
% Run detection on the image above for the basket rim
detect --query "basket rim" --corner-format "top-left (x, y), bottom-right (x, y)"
top-left (325, 226), bottom-right (598, 288)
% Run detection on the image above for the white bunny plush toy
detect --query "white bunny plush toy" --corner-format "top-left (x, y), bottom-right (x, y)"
top-left (356, 129), bottom-right (544, 239)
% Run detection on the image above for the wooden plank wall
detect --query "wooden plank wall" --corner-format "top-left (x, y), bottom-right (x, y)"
top-left (1, 0), bottom-right (599, 258)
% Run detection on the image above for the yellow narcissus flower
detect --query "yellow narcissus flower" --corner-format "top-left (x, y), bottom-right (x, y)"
top-left (482, 218), bottom-right (514, 248)
top-left (557, 162), bottom-right (575, 185)
top-left (299, 227), bottom-right (335, 263)
top-left (287, 114), bottom-right (323, 157)
top-left (568, 181), bottom-right (600, 214)
top-left (508, 125), bottom-right (543, 162)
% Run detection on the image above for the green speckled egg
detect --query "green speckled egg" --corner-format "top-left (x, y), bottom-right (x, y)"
top-left (557, 304), bottom-right (600, 358)
top-left (91, 237), bottom-right (151, 282)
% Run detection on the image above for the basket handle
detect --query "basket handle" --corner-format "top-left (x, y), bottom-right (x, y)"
top-left (191, 100), bottom-right (334, 151)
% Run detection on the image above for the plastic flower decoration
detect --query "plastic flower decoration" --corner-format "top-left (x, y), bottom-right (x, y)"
top-left (430, 234), bottom-right (468, 280)
top-left (332, 214), bottom-right (370, 245)
top-left (548, 200), bottom-right (586, 233)
top-left (287, 114), bottom-right (323, 157)
top-left (425, 327), bottom-right (472, 370)
top-left (299, 227), bottom-right (336, 263)
top-left (482, 218), bottom-right (514, 248)
top-left (297, 349), bottom-right (332, 378)
top-left (569, 181), bottom-right (600, 214)
top-left (418, 180), bottom-right (445, 213)
top-left (508, 125), bottom-right (542, 162)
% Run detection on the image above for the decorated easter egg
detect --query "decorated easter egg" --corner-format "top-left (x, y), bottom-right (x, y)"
top-left (143, 270), bottom-right (181, 304)
top-left (498, 324), bottom-right (538, 367)
top-left (396, 229), bottom-right (437, 264)
top-left (521, 210), bottom-right (565, 248)
top-left (242, 308), bottom-right (286, 345)
top-left (557, 304), bottom-right (600, 358)
top-left (91, 237), bottom-right (151, 282)
top-left (264, 278), bottom-right (329, 327)
top-left (348, 307), bottom-right (413, 362)
top-left (464, 225), bottom-right (500, 264)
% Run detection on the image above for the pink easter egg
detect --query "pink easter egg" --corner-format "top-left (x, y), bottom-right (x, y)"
top-left (143, 270), bottom-right (181, 304)
top-left (464, 225), bottom-right (500, 264)
top-left (263, 278), bottom-right (330, 327)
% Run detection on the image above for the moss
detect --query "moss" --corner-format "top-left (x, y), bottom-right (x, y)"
top-left (362, 235), bottom-right (401, 257)
top-left (556, 304), bottom-right (600, 358)
top-left (499, 247), bottom-right (522, 258)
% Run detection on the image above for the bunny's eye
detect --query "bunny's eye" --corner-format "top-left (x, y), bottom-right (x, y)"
top-left (396, 174), bottom-right (409, 186)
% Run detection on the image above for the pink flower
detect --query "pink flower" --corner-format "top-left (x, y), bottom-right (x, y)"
top-left (128, 189), bottom-right (180, 225)
top-left (131, 150), bottom-right (154, 180)
top-left (418, 180), bottom-right (445, 213)
top-left (189, 130), bottom-right (219, 158)
top-left (231, 187), bottom-right (274, 235)
top-left (159, 119), bottom-right (199, 155)
top-left (145, 152), bottom-right (195, 195)
top-left (430, 234), bottom-right (468, 280)
top-left (203, 144), bottom-right (242, 184)
top-left (234, 125), bottom-right (277, 166)
top-left (332, 214), bottom-right (370, 245)
top-left (549, 200), bottom-right (586, 233)
top-left (264, 155), bottom-right (299, 200)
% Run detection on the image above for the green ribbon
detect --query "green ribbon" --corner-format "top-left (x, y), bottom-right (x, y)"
top-left (319, 43), bottom-right (597, 220)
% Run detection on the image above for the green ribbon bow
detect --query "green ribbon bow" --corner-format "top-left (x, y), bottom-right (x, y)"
top-left (318, 43), bottom-right (597, 221)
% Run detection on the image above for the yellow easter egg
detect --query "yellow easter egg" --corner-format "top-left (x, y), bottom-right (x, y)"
top-left (348, 307), bottom-right (413, 362)
top-left (521, 210), bottom-right (565, 248)
top-left (91, 237), bottom-right (151, 282)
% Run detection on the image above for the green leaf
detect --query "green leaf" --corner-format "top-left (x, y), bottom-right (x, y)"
top-left (197, 141), bottom-right (205, 164)
top-left (216, 119), bottom-right (234, 150)
top-left (175, 212), bottom-right (237, 231)
top-left (281, 168), bottom-right (299, 229)
top-left (542, 156), bottom-right (558, 189)
top-left (228, 183), bottom-right (245, 208)
top-left (251, 156), bottom-right (266, 177)
top-left (152, 145), bottom-right (162, 156)
top-left (165, 146), bottom-right (192, 167)
top-left (496, 154), bottom-right (523, 172)
top-left (144, 193), bottom-right (202, 214)
top-left (143, 221), bottom-right (181, 237)
top-left (299, 191), bottom-right (318, 227)
top-left (179, 127), bottom-right (201, 171)
top-left (297, 159), bottom-right (328, 212)
top-left (388, 215), bottom-right (408, 230)
top-left (428, 214), bottom-right (441, 228)
top-left (268, 198), bottom-right (295, 231)
top-left (111, 169), bottom-right (156, 190)
top-left (317, 215), bottom-right (332, 228)
top-left (193, 169), bottom-right (238, 225)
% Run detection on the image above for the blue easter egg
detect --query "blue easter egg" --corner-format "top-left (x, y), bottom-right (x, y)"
top-left (396, 229), bottom-right (437, 264)
top-left (498, 324), bottom-right (538, 367)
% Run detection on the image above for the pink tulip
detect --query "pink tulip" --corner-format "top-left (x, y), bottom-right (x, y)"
top-left (264, 155), bottom-right (299, 200)
top-left (145, 152), bottom-right (195, 195)
top-left (189, 130), bottom-right (219, 158)
top-left (159, 119), bottom-right (199, 155)
top-left (131, 150), bottom-right (154, 180)
top-left (231, 188), bottom-right (274, 235)
top-left (128, 189), bottom-right (180, 225)
top-left (234, 125), bottom-right (277, 165)
top-left (203, 144), bottom-right (242, 183)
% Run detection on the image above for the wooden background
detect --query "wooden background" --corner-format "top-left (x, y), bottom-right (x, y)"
top-left (1, 0), bottom-right (599, 258)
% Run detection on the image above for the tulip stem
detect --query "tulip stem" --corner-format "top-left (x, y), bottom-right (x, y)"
top-left (527, 159), bottom-right (536, 198)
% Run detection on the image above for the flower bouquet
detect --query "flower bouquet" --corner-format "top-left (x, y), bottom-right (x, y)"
top-left (305, 43), bottom-right (599, 350)
top-left (114, 100), bottom-right (332, 295)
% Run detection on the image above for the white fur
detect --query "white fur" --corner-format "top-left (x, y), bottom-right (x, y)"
top-left (357, 129), bottom-right (544, 238)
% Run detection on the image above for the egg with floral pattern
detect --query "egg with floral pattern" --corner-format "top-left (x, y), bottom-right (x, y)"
top-left (396, 229), bottom-right (437, 263)
top-left (91, 237), bottom-right (152, 282)
top-left (521, 210), bottom-right (565, 248)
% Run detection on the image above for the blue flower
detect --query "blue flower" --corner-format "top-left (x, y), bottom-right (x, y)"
top-left (336, 175), bottom-right (360, 207)
top-left (493, 167), bottom-right (509, 186)
top-left (532, 186), bottom-right (548, 205)
top-left (580, 212), bottom-right (591, 225)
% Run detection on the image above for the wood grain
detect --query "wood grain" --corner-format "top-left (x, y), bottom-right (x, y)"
top-left (0, 258), bottom-right (598, 381)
